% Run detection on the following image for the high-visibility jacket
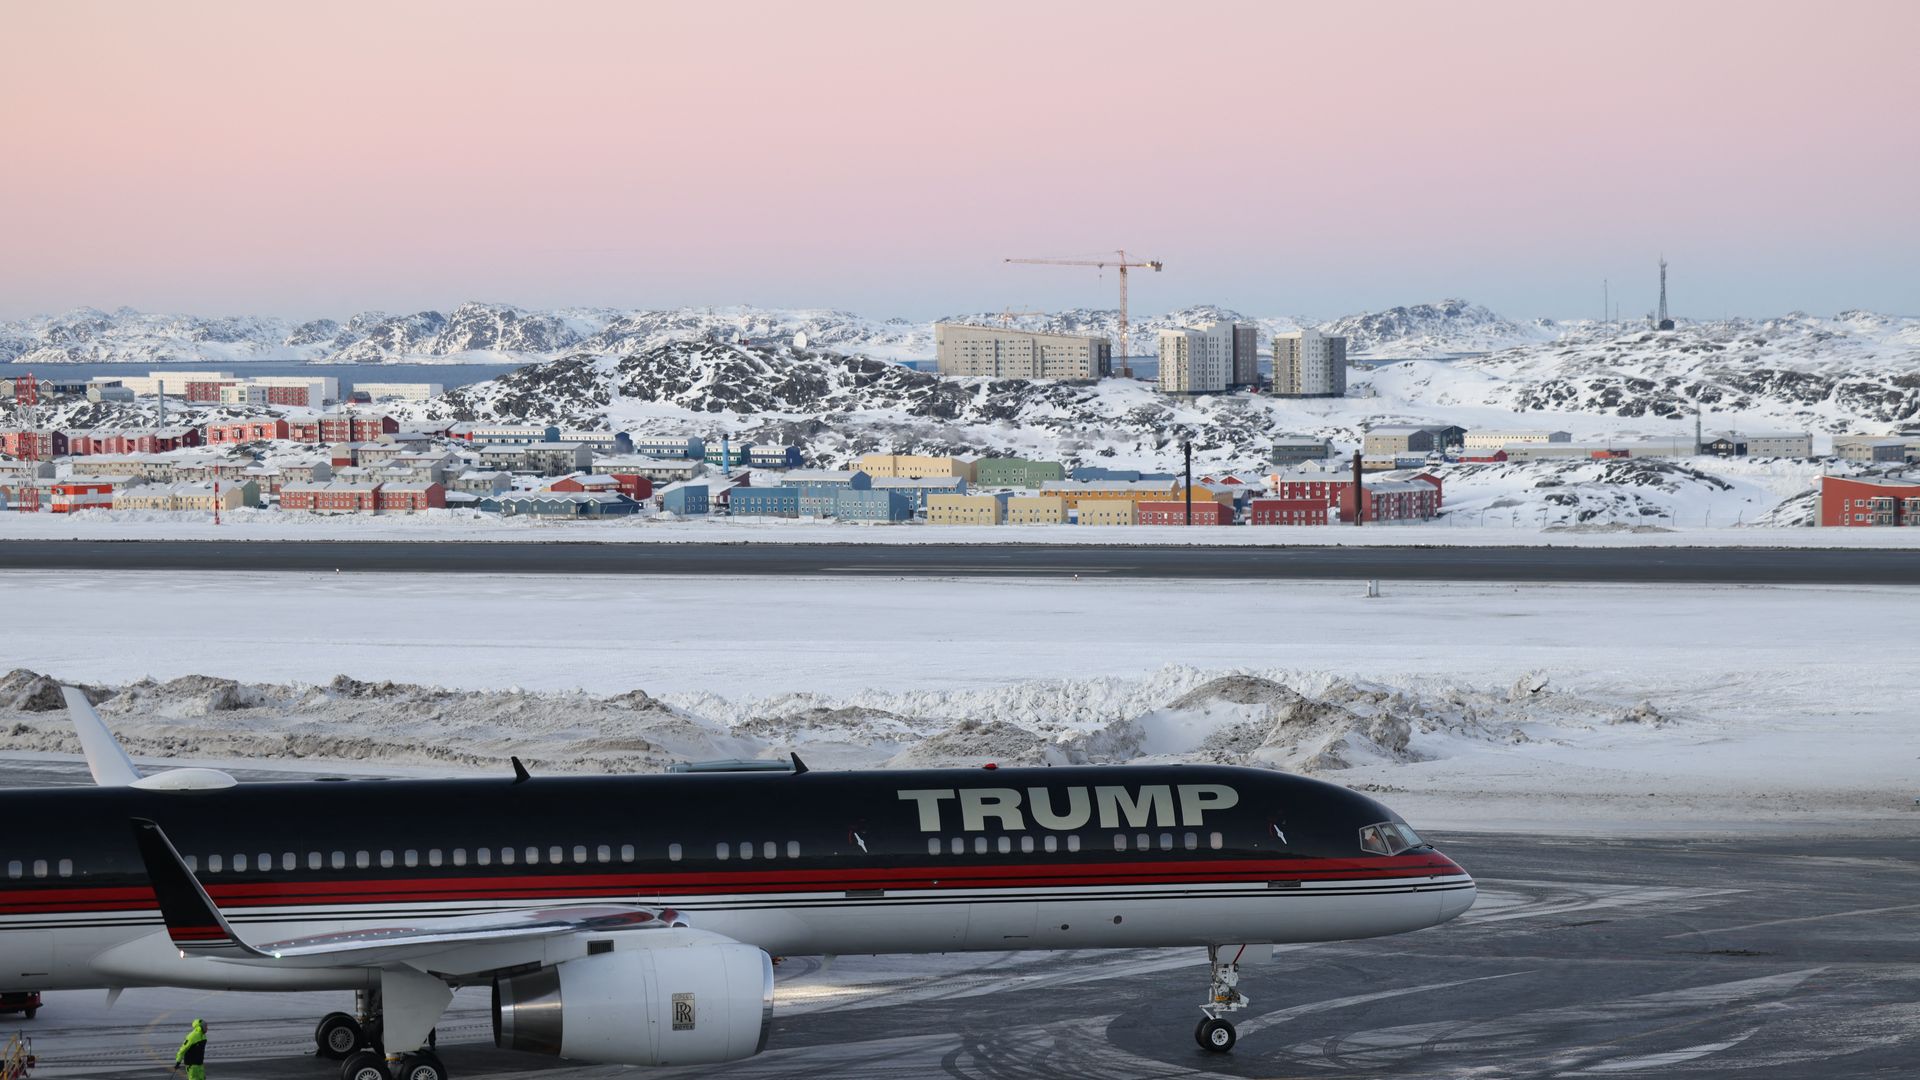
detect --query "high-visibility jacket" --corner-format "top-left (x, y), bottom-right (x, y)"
top-left (176, 1020), bottom-right (207, 1067)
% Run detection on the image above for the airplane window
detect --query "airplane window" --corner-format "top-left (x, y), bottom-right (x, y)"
top-left (1359, 822), bottom-right (1426, 856)
top-left (550, 846), bottom-right (565, 865)
top-left (950, 837), bottom-right (964, 855)
top-left (1043, 836), bottom-right (1057, 853)
top-left (208, 855), bottom-right (224, 873)
top-left (715, 843), bottom-right (730, 861)
top-left (32, 860), bottom-right (47, 878)
top-left (974, 837), bottom-right (988, 855)
top-left (1184, 832), bottom-right (1198, 850)
top-left (233, 854), bottom-right (248, 872)
top-left (621, 844), bottom-right (636, 863)
top-left (1114, 834), bottom-right (1128, 852)
top-left (786, 841), bottom-right (800, 858)
top-left (1209, 832), bottom-right (1223, 850)
top-left (1021, 836), bottom-right (1035, 854)
top-left (927, 838), bottom-right (942, 855)
top-left (739, 842), bottom-right (754, 861)
top-left (379, 851), bottom-right (395, 869)
top-left (355, 851), bottom-right (370, 869)
top-left (453, 849), bottom-right (468, 867)
top-left (4, 860), bottom-right (18, 879)
top-left (404, 850), bottom-right (419, 868)
top-left (763, 842), bottom-right (777, 860)
top-left (332, 851), bottom-right (346, 870)
top-left (308, 852), bottom-right (322, 870)
top-left (526, 847), bottom-right (541, 865)
top-left (667, 843), bottom-right (682, 862)
top-left (259, 853), bottom-right (272, 871)
top-left (283, 853), bottom-right (297, 871)
top-left (997, 836), bottom-right (1011, 854)
top-left (1067, 836), bottom-right (1081, 852)
top-left (572, 846), bottom-right (587, 864)
top-left (499, 847), bottom-right (514, 866)
top-left (57, 859), bottom-right (72, 878)
top-left (428, 850), bottom-right (442, 868)
top-left (1136, 833), bottom-right (1150, 851)
top-left (1159, 833), bottom-right (1173, 851)
top-left (596, 845), bottom-right (611, 863)
top-left (184, 855), bottom-right (198, 872)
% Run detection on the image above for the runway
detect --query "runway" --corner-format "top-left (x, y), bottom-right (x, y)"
top-left (8, 761), bottom-right (1918, 1078)
top-left (2, 539), bottom-right (1916, 583)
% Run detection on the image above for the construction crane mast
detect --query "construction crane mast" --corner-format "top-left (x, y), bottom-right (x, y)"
top-left (1006, 251), bottom-right (1163, 378)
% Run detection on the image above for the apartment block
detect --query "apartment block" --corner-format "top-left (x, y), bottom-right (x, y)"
top-left (1271, 330), bottom-right (1347, 397)
top-left (934, 324), bottom-right (1111, 381)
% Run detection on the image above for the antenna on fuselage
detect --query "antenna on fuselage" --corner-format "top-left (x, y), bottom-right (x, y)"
top-left (510, 756), bottom-right (531, 784)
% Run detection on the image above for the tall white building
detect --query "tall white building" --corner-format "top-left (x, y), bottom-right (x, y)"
top-left (1272, 330), bottom-right (1348, 397)
top-left (1156, 321), bottom-right (1249, 394)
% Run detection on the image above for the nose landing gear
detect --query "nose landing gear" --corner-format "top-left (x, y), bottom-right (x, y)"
top-left (1194, 944), bottom-right (1249, 1053)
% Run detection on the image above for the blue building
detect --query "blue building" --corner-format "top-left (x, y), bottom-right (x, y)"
top-left (781, 469), bottom-right (870, 490)
top-left (834, 489), bottom-right (914, 522)
top-left (872, 476), bottom-right (967, 512)
top-left (631, 435), bottom-right (706, 460)
top-left (747, 444), bottom-right (803, 468)
top-left (704, 439), bottom-right (750, 468)
top-left (1071, 467), bottom-right (1174, 482)
top-left (497, 493), bottom-right (641, 518)
top-left (796, 486), bottom-right (838, 518)
top-left (729, 487), bottom-right (801, 518)
top-left (661, 483), bottom-right (708, 515)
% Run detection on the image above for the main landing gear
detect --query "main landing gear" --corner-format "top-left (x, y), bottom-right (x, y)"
top-left (314, 987), bottom-right (446, 1080)
top-left (1194, 944), bottom-right (1249, 1054)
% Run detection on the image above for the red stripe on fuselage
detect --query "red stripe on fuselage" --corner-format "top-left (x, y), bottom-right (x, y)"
top-left (0, 853), bottom-right (1466, 916)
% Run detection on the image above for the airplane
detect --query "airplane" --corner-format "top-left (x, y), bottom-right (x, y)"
top-left (0, 689), bottom-right (1475, 1080)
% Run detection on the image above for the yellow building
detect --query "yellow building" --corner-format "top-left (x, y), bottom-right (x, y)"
top-left (1075, 500), bottom-right (1136, 526)
top-left (1037, 479), bottom-right (1175, 510)
top-left (858, 453), bottom-right (977, 482)
top-left (1006, 495), bottom-right (1068, 524)
top-left (1169, 485), bottom-right (1237, 506)
top-left (927, 493), bottom-right (1005, 525)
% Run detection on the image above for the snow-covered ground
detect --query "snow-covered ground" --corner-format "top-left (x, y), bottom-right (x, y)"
top-left (4, 572), bottom-right (1914, 837)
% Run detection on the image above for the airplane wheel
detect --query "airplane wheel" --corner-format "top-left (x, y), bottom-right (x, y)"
top-left (339, 1049), bottom-right (389, 1080)
top-left (316, 1012), bottom-right (363, 1060)
top-left (396, 1049), bottom-right (449, 1080)
top-left (23, 1006), bottom-right (36, 1020)
top-left (1198, 1017), bottom-right (1236, 1053)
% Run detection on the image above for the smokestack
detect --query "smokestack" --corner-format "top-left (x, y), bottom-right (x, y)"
top-left (1352, 450), bottom-right (1364, 526)
top-left (1184, 441), bottom-right (1192, 526)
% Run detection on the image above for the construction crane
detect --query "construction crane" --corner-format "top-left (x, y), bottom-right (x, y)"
top-left (1005, 251), bottom-right (1163, 377)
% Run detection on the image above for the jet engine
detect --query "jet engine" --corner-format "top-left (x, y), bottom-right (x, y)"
top-left (493, 931), bottom-right (773, 1066)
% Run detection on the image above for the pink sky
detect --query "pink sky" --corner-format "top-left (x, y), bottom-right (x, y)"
top-left (2, 0), bottom-right (1915, 321)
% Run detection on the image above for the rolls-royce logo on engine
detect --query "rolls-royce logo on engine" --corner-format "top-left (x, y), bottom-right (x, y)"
top-left (672, 992), bottom-right (696, 1030)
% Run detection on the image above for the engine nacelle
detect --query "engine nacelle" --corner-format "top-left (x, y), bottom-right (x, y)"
top-left (493, 930), bottom-right (773, 1066)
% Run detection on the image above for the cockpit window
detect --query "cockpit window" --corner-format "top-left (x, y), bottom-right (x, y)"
top-left (1358, 822), bottom-right (1426, 856)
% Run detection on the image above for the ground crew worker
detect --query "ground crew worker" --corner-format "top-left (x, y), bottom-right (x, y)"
top-left (173, 1018), bottom-right (208, 1080)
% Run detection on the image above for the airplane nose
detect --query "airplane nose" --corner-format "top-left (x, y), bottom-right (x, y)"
top-left (1437, 879), bottom-right (1476, 924)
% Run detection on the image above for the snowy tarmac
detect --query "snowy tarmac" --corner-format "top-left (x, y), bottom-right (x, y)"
top-left (11, 824), bottom-right (1917, 1079)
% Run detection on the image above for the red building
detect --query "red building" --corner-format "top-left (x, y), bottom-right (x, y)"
top-left (49, 480), bottom-right (117, 513)
top-left (1136, 500), bottom-right (1234, 525)
top-left (185, 380), bottom-right (241, 402)
top-left (549, 473), bottom-right (654, 501)
top-left (1340, 480), bottom-right (1440, 523)
top-left (1819, 475), bottom-right (1920, 526)
top-left (1412, 472), bottom-right (1444, 506)
top-left (0, 430), bottom-right (66, 460)
top-left (374, 483), bottom-right (447, 513)
top-left (1457, 449), bottom-right (1507, 463)
top-left (280, 482), bottom-right (382, 513)
top-left (1249, 498), bottom-right (1331, 525)
top-left (285, 415), bottom-right (398, 443)
top-left (60, 427), bottom-right (201, 455)
top-left (206, 418), bottom-right (291, 444)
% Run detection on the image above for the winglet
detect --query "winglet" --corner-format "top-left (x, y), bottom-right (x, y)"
top-left (790, 752), bottom-right (809, 774)
top-left (129, 818), bottom-right (265, 959)
top-left (511, 756), bottom-right (531, 784)
top-left (64, 687), bottom-right (140, 787)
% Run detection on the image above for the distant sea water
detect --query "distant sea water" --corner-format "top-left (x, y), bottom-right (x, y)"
top-left (0, 360), bottom-right (527, 394)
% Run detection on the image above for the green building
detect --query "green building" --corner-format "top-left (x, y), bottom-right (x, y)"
top-left (972, 457), bottom-right (1066, 488)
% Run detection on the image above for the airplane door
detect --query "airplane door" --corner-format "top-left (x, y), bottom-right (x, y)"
top-left (5, 931), bottom-right (52, 981)
top-left (964, 901), bottom-right (1036, 948)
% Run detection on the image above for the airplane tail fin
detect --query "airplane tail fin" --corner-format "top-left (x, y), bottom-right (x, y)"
top-left (64, 687), bottom-right (140, 787)
top-left (129, 818), bottom-right (266, 959)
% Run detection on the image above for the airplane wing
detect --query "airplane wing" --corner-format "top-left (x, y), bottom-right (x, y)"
top-left (131, 818), bottom-right (686, 969)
